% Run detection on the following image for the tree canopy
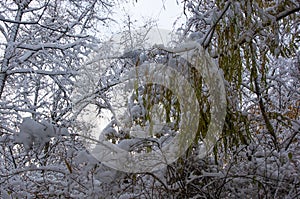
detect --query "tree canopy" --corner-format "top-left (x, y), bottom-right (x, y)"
top-left (0, 0), bottom-right (299, 198)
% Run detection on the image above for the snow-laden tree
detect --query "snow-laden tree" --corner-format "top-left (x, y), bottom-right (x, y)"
top-left (0, 0), bottom-right (119, 197)
top-left (0, 0), bottom-right (299, 198)
top-left (81, 0), bottom-right (300, 198)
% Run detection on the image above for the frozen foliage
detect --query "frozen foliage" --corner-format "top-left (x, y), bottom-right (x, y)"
top-left (81, 0), bottom-right (299, 198)
top-left (0, 0), bottom-right (299, 198)
top-left (15, 117), bottom-right (69, 151)
top-left (0, 0), bottom-right (119, 198)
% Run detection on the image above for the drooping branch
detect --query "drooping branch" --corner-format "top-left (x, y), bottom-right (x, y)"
top-left (276, 6), bottom-right (300, 21)
top-left (202, 1), bottom-right (231, 48)
top-left (208, 4), bottom-right (300, 58)
top-left (253, 71), bottom-right (278, 149)
top-left (228, 6), bottom-right (300, 58)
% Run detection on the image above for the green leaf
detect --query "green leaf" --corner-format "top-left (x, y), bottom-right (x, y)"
top-left (288, 152), bottom-right (293, 160)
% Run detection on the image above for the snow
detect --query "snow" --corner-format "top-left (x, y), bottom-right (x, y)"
top-left (14, 117), bottom-right (69, 151)
top-left (0, 0), bottom-right (299, 198)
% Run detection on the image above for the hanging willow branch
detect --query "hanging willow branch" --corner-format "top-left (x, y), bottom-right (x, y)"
top-left (202, 1), bottom-right (231, 48)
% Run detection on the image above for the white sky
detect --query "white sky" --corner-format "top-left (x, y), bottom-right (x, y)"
top-left (114, 0), bottom-right (185, 31)
top-left (100, 0), bottom-right (187, 47)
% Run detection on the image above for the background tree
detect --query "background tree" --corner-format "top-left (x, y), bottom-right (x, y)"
top-left (0, 0), bottom-right (117, 197)
top-left (87, 0), bottom-right (300, 198)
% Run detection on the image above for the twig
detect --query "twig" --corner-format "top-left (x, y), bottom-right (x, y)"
top-left (202, 1), bottom-right (232, 48)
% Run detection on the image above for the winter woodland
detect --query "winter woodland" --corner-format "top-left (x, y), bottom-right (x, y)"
top-left (0, 0), bottom-right (299, 198)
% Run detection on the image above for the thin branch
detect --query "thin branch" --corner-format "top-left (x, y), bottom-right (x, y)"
top-left (7, 69), bottom-right (77, 76)
top-left (202, 1), bottom-right (231, 48)
top-left (231, 6), bottom-right (300, 55)
top-left (254, 76), bottom-right (278, 149)
top-left (0, 16), bottom-right (39, 25)
top-left (284, 129), bottom-right (300, 150)
top-left (210, 5), bottom-right (300, 58)
top-left (276, 6), bottom-right (300, 21)
top-left (17, 40), bottom-right (81, 51)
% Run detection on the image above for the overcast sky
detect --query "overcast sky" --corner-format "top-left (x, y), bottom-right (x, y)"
top-left (114, 0), bottom-right (185, 31)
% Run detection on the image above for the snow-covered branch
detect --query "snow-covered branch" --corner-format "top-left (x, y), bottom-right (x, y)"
top-left (0, 16), bottom-right (39, 25)
top-left (7, 69), bottom-right (77, 76)
top-left (17, 40), bottom-right (82, 51)
top-left (202, 1), bottom-right (231, 48)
